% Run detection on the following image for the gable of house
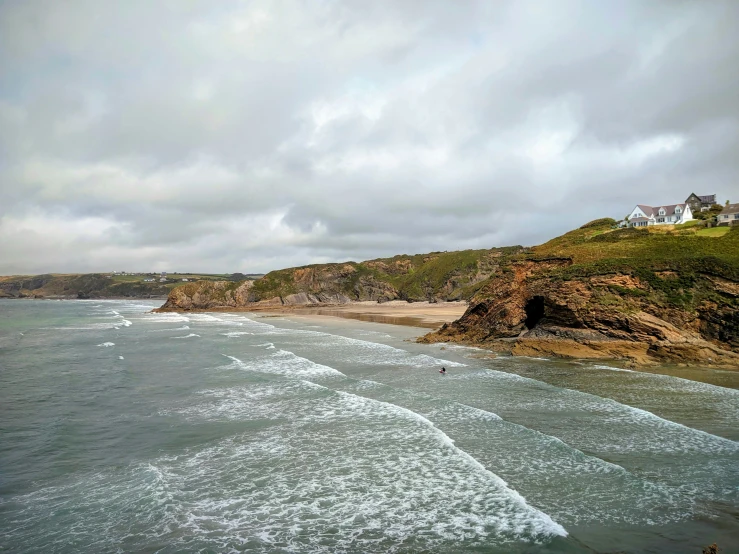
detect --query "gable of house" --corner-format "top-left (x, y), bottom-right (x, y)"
top-left (685, 192), bottom-right (716, 210)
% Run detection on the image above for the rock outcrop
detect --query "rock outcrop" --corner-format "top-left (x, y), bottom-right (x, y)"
top-left (159, 280), bottom-right (255, 310)
top-left (420, 258), bottom-right (739, 368)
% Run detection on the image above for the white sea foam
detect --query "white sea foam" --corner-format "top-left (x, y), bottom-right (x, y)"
top-left (187, 314), bottom-right (225, 322)
top-left (253, 342), bottom-right (275, 349)
top-left (146, 381), bottom-right (567, 549)
top-left (220, 331), bottom-right (253, 337)
top-left (225, 351), bottom-right (345, 378)
top-left (118, 356), bottom-right (124, 360)
top-left (277, 328), bottom-right (468, 368)
top-left (311, 383), bottom-right (567, 537)
top-left (171, 333), bottom-right (200, 339)
top-left (143, 313), bottom-right (191, 323)
top-left (235, 318), bottom-right (467, 368)
top-left (592, 364), bottom-right (635, 373)
top-left (149, 325), bottom-right (191, 332)
top-left (470, 368), bottom-right (739, 455)
top-left (97, 342), bottom-right (115, 347)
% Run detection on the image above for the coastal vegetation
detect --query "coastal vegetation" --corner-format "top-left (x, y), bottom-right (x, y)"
top-left (423, 220), bottom-right (739, 367)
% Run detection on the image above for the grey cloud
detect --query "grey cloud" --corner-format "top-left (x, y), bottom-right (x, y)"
top-left (1, 0), bottom-right (737, 274)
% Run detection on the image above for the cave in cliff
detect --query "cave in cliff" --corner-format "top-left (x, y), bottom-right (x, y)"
top-left (524, 296), bottom-right (545, 330)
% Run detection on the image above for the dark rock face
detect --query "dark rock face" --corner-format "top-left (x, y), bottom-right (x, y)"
top-left (422, 260), bottom-right (739, 369)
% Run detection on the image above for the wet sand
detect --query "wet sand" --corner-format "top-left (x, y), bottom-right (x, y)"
top-left (257, 300), bottom-right (468, 329)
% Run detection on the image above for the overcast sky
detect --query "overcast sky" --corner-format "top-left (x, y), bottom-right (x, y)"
top-left (1, 1), bottom-right (737, 274)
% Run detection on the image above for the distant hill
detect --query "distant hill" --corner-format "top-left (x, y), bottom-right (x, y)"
top-left (0, 272), bottom-right (261, 299)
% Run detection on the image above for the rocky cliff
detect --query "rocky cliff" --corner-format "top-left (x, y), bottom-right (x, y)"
top-left (421, 221), bottom-right (739, 368)
top-left (158, 247), bottom-right (524, 310)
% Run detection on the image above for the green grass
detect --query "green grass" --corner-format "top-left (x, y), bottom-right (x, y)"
top-left (515, 220), bottom-right (739, 308)
top-left (696, 227), bottom-right (730, 237)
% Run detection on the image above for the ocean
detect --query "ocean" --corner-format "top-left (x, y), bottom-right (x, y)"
top-left (0, 299), bottom-right (737, 553)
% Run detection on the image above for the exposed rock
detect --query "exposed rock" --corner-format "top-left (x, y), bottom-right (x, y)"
top-left (159, 280), bottom-right (254, 310)
top-left (421, 259), bottom-right (739, 369)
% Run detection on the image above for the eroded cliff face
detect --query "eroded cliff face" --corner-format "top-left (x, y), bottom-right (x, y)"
top-left (157, 247), bottom-right (522, 311)
top-left (421, 259), bottom-right (739, 368)
top-left (159, 280), bottom-right (256, 310)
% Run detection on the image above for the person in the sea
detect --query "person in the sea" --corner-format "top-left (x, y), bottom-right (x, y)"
top-left (439, 367), bottom-right (446, 374)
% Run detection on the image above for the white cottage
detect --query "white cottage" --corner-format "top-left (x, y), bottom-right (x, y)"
top-left (627, 203), bottom-right (693, 227)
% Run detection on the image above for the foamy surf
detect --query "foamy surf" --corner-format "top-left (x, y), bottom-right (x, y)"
top-left (224, 351), bottom-right (345, 378)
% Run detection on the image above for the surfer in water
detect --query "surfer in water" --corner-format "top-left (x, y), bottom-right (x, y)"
top-left (439, 367), bottom-right (446, 374)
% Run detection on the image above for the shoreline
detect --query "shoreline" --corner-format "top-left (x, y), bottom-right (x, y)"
top-left (155, 300), bottom-right (470, 330)
top-left (250, 308), bottom-right (739, 388)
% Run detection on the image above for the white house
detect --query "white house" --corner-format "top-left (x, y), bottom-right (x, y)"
top-left (627, 203), bottom-right (693, 227)
top-left (717, 203), bottom-right (739, 226)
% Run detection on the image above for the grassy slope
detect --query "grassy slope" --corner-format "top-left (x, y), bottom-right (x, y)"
top-left (529, 219), bottom-right (739, 276)
top-left (513, 219), bottom-right (739, 310)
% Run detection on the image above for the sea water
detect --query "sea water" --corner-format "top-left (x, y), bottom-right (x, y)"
top-left (0, 299), bottom-right (737, 553)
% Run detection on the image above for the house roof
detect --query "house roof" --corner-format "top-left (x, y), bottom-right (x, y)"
top-left (632, 203), bottom-right (688, 219)
top-left (636, 204), bottom-right (655, 216)
top-left (629, 217), bottom-right (649, 222)
top-left (654, 204), bottom-right (687, 217)
top-left (719, 203), bottom-right (739, 215)
top-left (686, 193), bottom-right (716, 204)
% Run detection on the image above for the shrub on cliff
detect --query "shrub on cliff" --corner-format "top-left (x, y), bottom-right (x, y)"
top-left (579, 218), bottom-right (618, 229)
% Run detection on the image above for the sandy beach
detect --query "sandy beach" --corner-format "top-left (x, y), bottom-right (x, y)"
top-left (257, 300), bottom-right (468, 329)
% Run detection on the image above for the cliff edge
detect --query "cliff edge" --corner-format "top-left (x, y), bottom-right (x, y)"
top-left (420, 220), bottom-right (739, 368)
